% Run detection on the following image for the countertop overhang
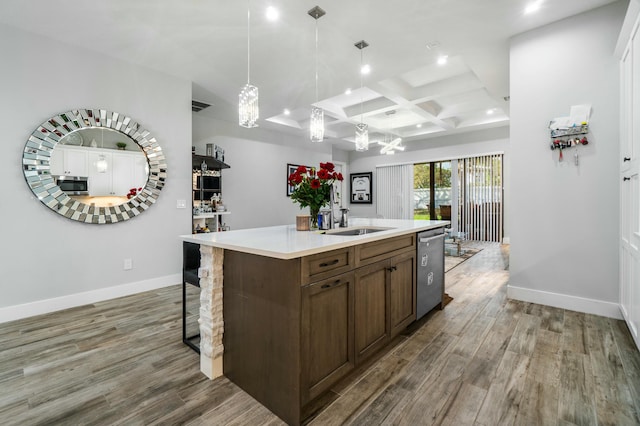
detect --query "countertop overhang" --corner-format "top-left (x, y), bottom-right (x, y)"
top-left (180, 218), bottom-right (449, 259)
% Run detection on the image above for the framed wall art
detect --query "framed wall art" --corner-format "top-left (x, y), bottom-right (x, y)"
top-left (287, 163), bottom-right (314, 196)
top-left (350, 172), bottom-right (372, 204)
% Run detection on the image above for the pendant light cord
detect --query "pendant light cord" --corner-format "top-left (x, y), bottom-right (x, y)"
top-left (360, 48), bottom-right (364, 124)
top-left (315, 19), bottom-right (319, 102)
top-left (247, 0), bottom-right (251, 84)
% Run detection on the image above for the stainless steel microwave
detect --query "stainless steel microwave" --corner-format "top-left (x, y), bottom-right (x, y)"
top-left (56, 176), bottom-right (89, 195)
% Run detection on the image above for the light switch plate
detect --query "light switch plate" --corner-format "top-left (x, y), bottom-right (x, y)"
top-left (177, 199), bottom-right (187, 209)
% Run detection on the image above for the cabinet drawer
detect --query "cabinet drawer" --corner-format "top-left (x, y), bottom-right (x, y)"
top-left (356, 234), bottom-right (416, 266)
top-left (301, 247), bottom-right (355, 285)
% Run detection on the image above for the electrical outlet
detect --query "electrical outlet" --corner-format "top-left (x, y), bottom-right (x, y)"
top-left (123, 258), bottom-right (133, 270)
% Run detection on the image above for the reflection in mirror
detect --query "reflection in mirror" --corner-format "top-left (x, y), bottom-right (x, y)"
top-left (22, 109), bottom-right (166, 224)
top-left (52, 127), bottom-right (149, 207)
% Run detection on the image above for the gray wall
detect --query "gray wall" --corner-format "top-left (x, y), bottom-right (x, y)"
top-left (0, 24), bottom-right (192, 321)
top-left (192, 115), bottom-right (333, 230)
top-left (508, 1), bottom-right (626, 318)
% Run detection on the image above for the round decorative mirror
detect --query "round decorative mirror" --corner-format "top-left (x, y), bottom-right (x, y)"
top-left (22, 108), bottom-right (166, 224)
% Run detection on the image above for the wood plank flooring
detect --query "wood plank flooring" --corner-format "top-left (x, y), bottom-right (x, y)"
top-left (1, 243), bottom-right (639, 425)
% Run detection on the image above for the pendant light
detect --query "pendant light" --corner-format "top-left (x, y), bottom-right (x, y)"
top-left (354, 40), bottom-right (369, 151)
top-left (239, 0), bottom-right (259, 128)
top-left (308, 6), bottom-right (326, 143)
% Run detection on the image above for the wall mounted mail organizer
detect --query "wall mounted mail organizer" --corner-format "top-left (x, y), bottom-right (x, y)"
top-left (548, 104), bottom-right (591, 165)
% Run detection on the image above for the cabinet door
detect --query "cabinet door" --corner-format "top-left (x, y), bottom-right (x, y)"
top-left (50, 146), bottom-right (88, 176)
top-left (354, 262), bottom-right (389, 362)
top-left (65, 148), bottom-right (89, 177)
top-left (301, 272), bottom-right (355, 404)
top-left (389, 252), bottom-right (416, 337)
top-left (50, 146), bottom-right (64, 176)
top-left (112, 153), bottom-right (136, 196)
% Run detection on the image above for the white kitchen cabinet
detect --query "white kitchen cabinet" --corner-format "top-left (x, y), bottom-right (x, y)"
top-left (620, 14), bottom-right (640, 351)
top-left (50, 145), bottom-right (89, 177)
top-left (88, 149), bottom-right (147, 196)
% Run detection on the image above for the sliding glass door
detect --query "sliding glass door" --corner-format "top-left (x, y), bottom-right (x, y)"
top-left (414, 154), bottom-right (503, 242)
top-left (414, 161), bottom-right (451, 220)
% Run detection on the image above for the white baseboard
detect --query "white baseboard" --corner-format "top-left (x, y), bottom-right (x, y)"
top-left (507, 285), bottom-right (622, 320)
top-left (0, 274), bottom-right (181, 324)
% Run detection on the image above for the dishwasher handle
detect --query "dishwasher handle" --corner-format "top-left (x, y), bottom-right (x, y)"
top-left (419, 234), bottom-right (445, 244)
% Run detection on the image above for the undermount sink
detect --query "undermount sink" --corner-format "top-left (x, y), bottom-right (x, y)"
top-left (323, 226), bottom-right (394, 236)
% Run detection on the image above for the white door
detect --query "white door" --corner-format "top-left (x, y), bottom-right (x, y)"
top-left (620, 21), bottom-right (640, 350)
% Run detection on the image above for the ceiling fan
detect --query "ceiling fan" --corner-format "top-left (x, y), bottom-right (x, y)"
top-left (378, 137), bottom-right (404, 155)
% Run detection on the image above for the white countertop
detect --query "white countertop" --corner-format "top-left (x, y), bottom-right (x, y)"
top-left (180, 218), bottom-right (449, 259)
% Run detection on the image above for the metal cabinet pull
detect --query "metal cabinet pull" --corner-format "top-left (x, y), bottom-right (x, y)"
top-left (321, 279), bottom-right (342, 289)
top-left (623, 157), bottom-right (631, 162)
top-left (623, 177), bottom-right (631, 181)
top-left (387, 266), bottom-right (397, 272)
top-left (319, 259), bottom-right (339, 267)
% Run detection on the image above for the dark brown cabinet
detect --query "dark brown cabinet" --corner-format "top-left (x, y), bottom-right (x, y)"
top-left (301, 272), bottom-right (355, 403)
top-left (389, 252), bottom-right (416, 337)
top-left (223, 235), bottom-right (417, 425)
top-left (354, 251), bottom-right (416, 363)
top-left (355, 262), bottom-right (389, 362)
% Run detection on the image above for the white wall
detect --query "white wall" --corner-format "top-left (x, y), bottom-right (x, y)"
top-left (508, 2), bottom-right (627, 318)
top-left (192, 115), bottom-right (332, 230)
top-left (346, 127), bottom-right (510, 238)
top-left (0, 24), bottom-right (192, 321)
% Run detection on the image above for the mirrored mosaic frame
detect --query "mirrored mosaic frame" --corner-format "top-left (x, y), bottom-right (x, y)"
top-left (22, 108), bottom-right (167, 224)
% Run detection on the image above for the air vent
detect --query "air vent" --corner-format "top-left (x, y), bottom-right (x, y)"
top-left (192, 100), bottom-right (211, 112)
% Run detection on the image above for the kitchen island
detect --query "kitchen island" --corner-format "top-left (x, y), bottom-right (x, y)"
top-left (181, 218), bottom-right (448, 425)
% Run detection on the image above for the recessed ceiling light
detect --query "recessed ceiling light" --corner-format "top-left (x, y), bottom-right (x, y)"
top-left (283, 108), bottom-right (290, 115)
top-left (525, 1), bottom-right (542, 14)
top-left (437, 55), bottom-right (448, 66)
top-left (266, 6), bottom-right (279, 21)
top-left (345, 88), bottom-right (352, 95)
top-left (416, 124), bottom-right (423, 128)
top-left (361, 64), bottom-right (371, 75)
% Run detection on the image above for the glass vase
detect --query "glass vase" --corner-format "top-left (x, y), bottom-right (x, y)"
top-left (310, 207), bottom-right (319, 230)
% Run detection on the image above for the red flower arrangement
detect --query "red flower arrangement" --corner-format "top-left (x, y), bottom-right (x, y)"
top-left (127, 187), bottom-right (143, 199)
top-left (288, 162), bottom-right (343, 225)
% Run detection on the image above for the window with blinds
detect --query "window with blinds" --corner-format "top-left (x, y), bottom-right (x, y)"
top-left (457, 154), bottom-right (503, 242)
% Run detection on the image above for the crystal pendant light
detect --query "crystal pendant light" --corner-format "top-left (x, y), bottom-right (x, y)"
top-left (96, 154), bottom-right (108, 173)
top-left (308, 6), bottom-right (326, 143)
top-left (354, 40), bottom-right (369, 151)
top-left (239, 0), bottom-right (259, 128)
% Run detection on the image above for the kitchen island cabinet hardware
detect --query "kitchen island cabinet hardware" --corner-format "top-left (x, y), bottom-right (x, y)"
top-left (624, 177), bottom-right (631, 181)
top-left (321, 279), bottom-right (342, 289)
top-left (319, 259), bottom-right (340, 267)
top-left (624, 157), bottom-right (631, 162)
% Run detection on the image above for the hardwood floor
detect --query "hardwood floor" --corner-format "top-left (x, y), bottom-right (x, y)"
top-left (1, 243), bottom-right (639, 425)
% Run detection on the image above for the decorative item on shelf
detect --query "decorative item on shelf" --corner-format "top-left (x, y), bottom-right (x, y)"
top-left (238, 0), bottom-right (259, 128)
top-left (288, 162), bottom-right (343, 229)
top-left (308, 5), bottom-right (326, 143)
top-left (206, 143), bottom-right (214, 156)
top-left (116, 142), bottom-right (127, 150)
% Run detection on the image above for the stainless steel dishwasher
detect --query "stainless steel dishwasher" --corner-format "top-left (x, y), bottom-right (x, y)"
top-left (416, 227), bottom-right (445, 320)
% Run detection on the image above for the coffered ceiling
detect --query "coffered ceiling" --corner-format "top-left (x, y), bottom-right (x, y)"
top-left (0, 0), bottom-right (619, 151)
